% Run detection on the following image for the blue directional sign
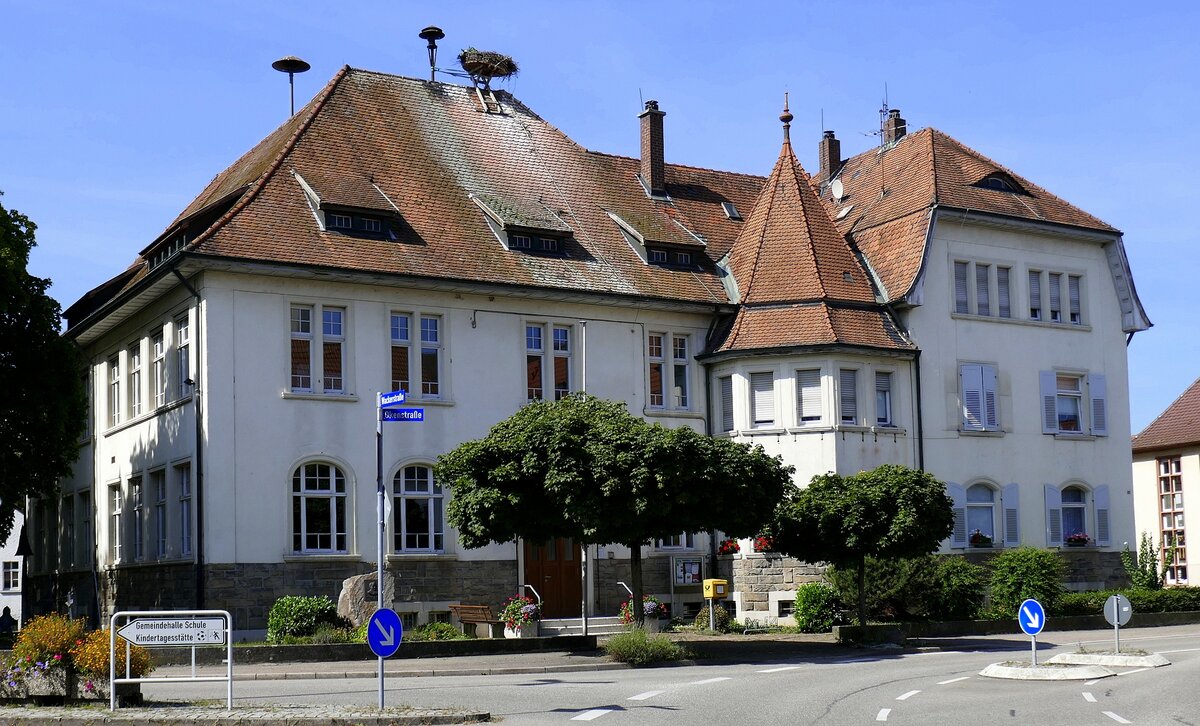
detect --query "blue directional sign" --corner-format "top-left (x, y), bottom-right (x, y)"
top-left (379, 390), bottom-right (408, 408)
top-left (367, 608), bottom-right (403, 658)
top-left (381, 408), bottom-right (424, 422)
top-left (1018, 598), bottom-right (1046, 636)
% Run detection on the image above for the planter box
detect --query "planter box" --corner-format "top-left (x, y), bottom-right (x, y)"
top-left (504, 624), bottom-right (539, 639)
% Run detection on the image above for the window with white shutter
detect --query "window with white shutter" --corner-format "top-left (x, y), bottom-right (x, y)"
top-left (954, 262), bottom-right (969, 314)
top-left (1045, 484), bottom-right (1063, 546)
top-left (959, 363), bottom-right (999, 431)
top-left (1001, 483), bottom-right (1020, 547)
top-left (947, 483), bottom-right (967, 547)
top-left (1088, 373), bottom-right (1108, 436)
top-left (1028, 269), bottom-right (1042, 320)
top-left (875, 371), bottom-right (893, 426)
top-left (750, 372), bottom-right (775, 427)
top-left (1094, 484), bottom-right (1110, 545)
top-left (1039, 370), bottom-right (1107, 436)
top-left (719, 376), bottom-right (734, 432)
top-left (839, 369), bottom-right (858, 425)
top-left (796, 369), bottom-right (822, 423)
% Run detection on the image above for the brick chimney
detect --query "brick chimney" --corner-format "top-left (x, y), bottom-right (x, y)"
top-left (639, 100), bottom-right (666, 195)
top-left (883, 109), bottom-right (907, 144)
top-left (819, 130), bottom-right (842, 180)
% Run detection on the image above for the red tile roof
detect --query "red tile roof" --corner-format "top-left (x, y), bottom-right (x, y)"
top-left (713, 129), bottom-right (912, 355)
top-left (1132, 377), bottom-right (1200, 453)
top-left (816, 128), bottom-right (1120, 302)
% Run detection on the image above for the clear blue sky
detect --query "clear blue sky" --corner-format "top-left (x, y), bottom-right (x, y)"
top-left (3, 1), bottom-right (1195, 432)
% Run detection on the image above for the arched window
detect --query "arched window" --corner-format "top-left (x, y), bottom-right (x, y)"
top-left (394, 465), bottom-right (443, 552)
top-left (966, 484), bottom-right (996, 545)
top-left (1062, 485), bottom-right (1087, 542)
top-left (291, 462), bottom-right (347, 553)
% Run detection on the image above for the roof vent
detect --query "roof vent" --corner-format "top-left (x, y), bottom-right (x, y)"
top-left (721, 201), bottom-right (742, 220)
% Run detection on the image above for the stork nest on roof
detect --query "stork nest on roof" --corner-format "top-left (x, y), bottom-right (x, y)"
top-left (458, 48), bottom-right (519, 81)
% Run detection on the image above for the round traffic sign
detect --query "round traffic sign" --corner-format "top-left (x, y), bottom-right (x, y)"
top-left (367, 608), bottom-right (403, 658)
top-left (1017, 598), bottom-right (1046, 636)
top-left (1104, 594), bottom-right (1132, 626)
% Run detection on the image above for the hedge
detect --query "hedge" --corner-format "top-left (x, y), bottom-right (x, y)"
top-left (1054, 587), bottom-right (1200, 617)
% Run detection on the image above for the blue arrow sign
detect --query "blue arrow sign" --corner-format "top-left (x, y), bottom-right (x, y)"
top-left (381, 408), bottom-right (424, 422)
top-left (367, 608), bottom-right (403, 658)
top-left (380, 390), bottom-right (408, 408)
top-left (1018, 598), bottom-right (1046, 636)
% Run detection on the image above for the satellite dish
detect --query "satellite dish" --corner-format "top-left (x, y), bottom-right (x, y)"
top-left (830, 179), bottom-right (845, 203)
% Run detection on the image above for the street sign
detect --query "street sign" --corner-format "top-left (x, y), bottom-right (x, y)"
top-left (367, 608), bottom-right (403, 658)
top-left (380, 390), bottom-right (408, 408)
top-left (381, 408), bottom-right (424, 422)
top-left (1104, 594), bottom-right (1132, 626)
top-left (1017, 598), bottom-right (1045, 636)
top-left (116, 617), bottom-right (226, 647)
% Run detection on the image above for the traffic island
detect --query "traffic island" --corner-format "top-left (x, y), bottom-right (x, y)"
top-left (1046, 651), bottom-right (1171, 668)
top-left (979, 662), bottom-right (1114, 681)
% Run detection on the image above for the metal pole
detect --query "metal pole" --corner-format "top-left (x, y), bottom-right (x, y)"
top-left (1115, 621), bottom-right (1120, 654)
top-left (288, 73), bottom-right (296, 116)
top-left (376, 392), bottom-right (385, 710)
top-left (579, 321), bottom-right (588, 638)
top-left (1031, 635), bottom-right (1037, 666)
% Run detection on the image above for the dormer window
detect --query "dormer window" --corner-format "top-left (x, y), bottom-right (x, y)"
top-left (361, 217), bottom-right (381, 233)
top-left (535, 237), bottom-right (560, 253)
top-left (649, 250), bottom-right (668, 264)
top-left (328, 214), bottom-right (352, 229)
top-left (974, 173), bottom-right (1027, 195)
top-left (676, 252), bottom-right (691, 266)
top-left (511, 234), bottom-right (532, 250)
top-left (721, 202), bottom-right (742, 221)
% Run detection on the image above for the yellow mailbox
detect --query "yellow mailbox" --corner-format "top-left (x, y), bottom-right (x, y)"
top-left (703, 578), bottom-right (728, 599)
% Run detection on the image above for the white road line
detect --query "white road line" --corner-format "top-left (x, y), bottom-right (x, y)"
top-left (1115, 667), bottom-right (1150, 677)
top-left (627, 691), bottom-right (663, 701)
top-left (1102, 711), bottom-right (1132, 724)
top-left (937, 676), bottom-right (969, 685)
top-left (1083, 692), bottom-right (1097, 703)
top-left (689, 677), bottom-right (732, 685)
top-left (757, 666), bottom-right (803, 673)
top-left (571, 709), bottom-right (614, 721)
top-left (896, 690), bottom-right (921, 701)
top-left (1085, 679), bottom-right (1103, 686)
top-left (876, 708), bottom-right (891, 721)
top-left (1158, 647), bottom-right (1200, 655)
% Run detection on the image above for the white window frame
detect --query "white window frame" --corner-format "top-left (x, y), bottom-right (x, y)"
top-left (656, 532), bottom-right (695, 550)
top-left (1, 562), bottom-right (17, 591)
top-left (525, 323), bottom-right (573, 401)
top-left (131, 475), bottom-right (144, 561)
top-left (390, 312), bottom-right (411, 393)
top-left (965, 483), bottom-right (996, 544)
top-left (128, 343), bottom-right (143, 418)
top-left (394, 464), bottom-right (444, 553)
top-left (176, 314), bottom-right (191, 399)
top-left (152, 468), bottom-right (167, 559)
top-left (838, 368), bottom-right (859, 426)
top-left (420, 315), bottom-right (442, 398)
top-left (749, 371), bottom-right (776, 428)
top-left (152, 331), bottom-right (166, 408)
top-left (719, 375), bottom-right (734, 432)
top-left (953, 260), bottom-right (1011, 319)
top-left (1028, 268), bottom-right (1085, 325)
top-left (107, 355), bottom-right (121, 428)
top-left (291, 461), bottom-right (349, 554)
top-left (1039, 370), bottom-right (1107, 436)
top-left (1158, 457), bottom-right (1187, 585)
top-left (177, 463), bottom-right (192, 556)
top-left (646, 331), bottom-right (691, 412)
top-left (109, 483), bottom-right (122, 565)
top-left (289, 303), bottom-right (349, 395)
top-left (875, 370), bottom-right (894, 427)
top-left (959, 363), bottom-right (1000, 432)
top-left (795, 368), bottom-right (823, 425)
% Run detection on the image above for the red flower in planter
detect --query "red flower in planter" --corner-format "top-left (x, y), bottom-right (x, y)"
top-left (753, 535), bottom-right (775, 553)
top-left (718, 538), bottom-right (740, 555)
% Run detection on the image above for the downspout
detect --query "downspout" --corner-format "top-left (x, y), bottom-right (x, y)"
top-left (172, 268), bottom-right (205, 609)
top-left (913, 350), bottom-right (925, 472)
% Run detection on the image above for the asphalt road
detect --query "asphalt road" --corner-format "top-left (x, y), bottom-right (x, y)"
top-left (143, 624), bottom-right (1200, 725)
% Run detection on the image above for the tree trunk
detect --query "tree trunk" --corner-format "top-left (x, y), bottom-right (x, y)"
top-left (856, 556), bottom-right (867, 627)
top-left (630, 540), bottom-right (644, 627)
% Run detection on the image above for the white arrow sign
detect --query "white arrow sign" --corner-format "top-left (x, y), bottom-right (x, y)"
top-left (374, 618), bottom-right (396, 648)
top-left (117, 617), bottom-right (227, 647)
top-left (1022, 605), bottom-right (1040, 630)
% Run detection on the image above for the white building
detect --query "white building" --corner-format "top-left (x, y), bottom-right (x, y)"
top-left (29, 62), bottom-right (1148, 632)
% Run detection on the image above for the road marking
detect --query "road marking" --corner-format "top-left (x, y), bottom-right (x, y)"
top-left (1102, 712), bottom-right (1131, 724)
top-left (876, 708), bottom-right (891, 721)
top-left (757, 666), bottom-right (803, 673)
top-left (937, 677), bottom-right (969, 685)
top-left (571, 709), bottom-right (614, 721)
top-left (1115, 667), bottom-right (1150, 677)
top-left (1083, 692), bottom-right (1097, 703)
top-left (1158, 647), bottom-right (1200, 655)
top-left (689, 677), bottom-right (731, 685)
top-left (896, 690), bottom-right (920, 701)
top-left (627, 691), bottom-right (663, 701)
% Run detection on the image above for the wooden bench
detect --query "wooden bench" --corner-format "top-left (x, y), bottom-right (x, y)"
top-left (449, 604), bottom-right (505, 638)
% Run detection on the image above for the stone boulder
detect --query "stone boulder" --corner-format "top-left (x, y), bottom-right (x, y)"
top-left (337, 572), bottom-right (395, 627)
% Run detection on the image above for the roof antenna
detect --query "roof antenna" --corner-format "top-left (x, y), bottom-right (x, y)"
top-left (419, 26), bottom-right (445, 83)
top-left (272, 56), bottom-right (311, 117)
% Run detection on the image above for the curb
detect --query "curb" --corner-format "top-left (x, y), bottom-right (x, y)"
top-left (229, 662), bottom-right (632, 680)
top-left (0, 705), bottom-right (490, 724)
top-left (1046, 652), bottom-right (1171, 668)
top-left (979, 662), bottom-right (1114, 681)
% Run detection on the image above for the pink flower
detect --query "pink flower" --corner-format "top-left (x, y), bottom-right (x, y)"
top-left (53, 654), bottom-right (62, 661)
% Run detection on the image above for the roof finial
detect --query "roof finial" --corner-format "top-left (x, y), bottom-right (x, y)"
top-left (780, 92), bottom-right (793, 142)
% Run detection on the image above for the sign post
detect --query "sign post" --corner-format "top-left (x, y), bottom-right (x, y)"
top-left (1104, 593), bottom-right (1133, 654)
top-left (375, 389), bottom-right (419, 708)
top-left (1017, 598), bottom-right (1046, 665)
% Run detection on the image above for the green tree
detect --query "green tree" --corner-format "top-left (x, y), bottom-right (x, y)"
top-left (772, 464), bottom-right (954, 626)
top-left (0, 193), bottom-right (86, 543)
top-left (435, 394), bottom-right (792, 624)
top-left (1121, 531), bottom-right (1169, 590)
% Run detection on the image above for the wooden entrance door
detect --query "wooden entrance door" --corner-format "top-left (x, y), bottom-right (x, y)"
top-left (523, 538), bottom-right (582, 618)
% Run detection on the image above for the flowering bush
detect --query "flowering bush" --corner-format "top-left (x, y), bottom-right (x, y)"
top-left (619, 595), bottom-right (668, 624)
top-left (498, 595), bottom-right (540, 630)
top-left (70, 628), bottom-right (152, 678)
top-left (752, 535), bottom-right (775, 553)
top-left (11, 614), bottom-right (85, 666)
top-left (717, 538), bottom-right (740, 555)
top-left (1066, 532), bottom-right (1090, 545)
